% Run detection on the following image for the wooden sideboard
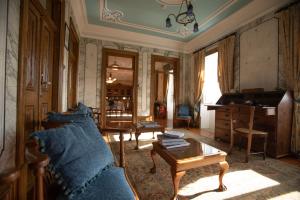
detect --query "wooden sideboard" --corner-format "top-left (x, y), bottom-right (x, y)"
top-left (207, 90), bottom-right (293, 158)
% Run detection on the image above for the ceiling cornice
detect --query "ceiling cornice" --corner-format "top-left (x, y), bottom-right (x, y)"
top-left (81, 23), bottom-right (185, 52)
top-left (71, 0), bottom-right (293, 54)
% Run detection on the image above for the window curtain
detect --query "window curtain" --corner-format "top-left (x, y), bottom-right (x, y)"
top-left (193, 49), bottom-right (205, 127)
top-left (163, 72), bottom-right (169, 103)
top-left (278, 3), bottom-right (300, 154)
top-left (217, 35), bottom-right (235, 93)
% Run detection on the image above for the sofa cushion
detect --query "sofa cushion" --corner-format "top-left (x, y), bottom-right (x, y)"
top-left (58, 166), bottom-right (135, 200)
top-left (74, 102), bottom-right (93, 116)
top-left (31, 124), bottom-right (114, 198)
top-left (178, 105), bottom-right (190, 116)
top-left (47, 112), bottom-right (88, 122)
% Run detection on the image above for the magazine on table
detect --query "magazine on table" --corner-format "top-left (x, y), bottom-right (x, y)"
top-left (157, 133), bottom-right (190, 149)
top-left (163, 131), bottom-right (185, 138)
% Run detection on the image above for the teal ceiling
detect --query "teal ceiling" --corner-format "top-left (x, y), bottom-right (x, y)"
top-left (85, 0), bottom-right (251, 42)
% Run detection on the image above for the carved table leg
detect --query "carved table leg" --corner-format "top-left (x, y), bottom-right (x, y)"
top-left (171, 168), bottom-right (186, 200)
top-left (218, 161), bottom-right (229, 191)
top-left (129, 131), bottom-right (132, 141)
top-left (150, 149), bottom-right (157, 174)
top-left (152, 131), bottom-right (155, 139)
top-left (119, 132), bottom-right (125, 168)
top-left (134, 132), bottom-right (141, 150)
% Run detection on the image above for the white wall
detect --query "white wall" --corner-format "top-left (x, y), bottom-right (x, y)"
top-left (0, 0), bottom-right (20, 172)
top-left (240, 18), bottom-right (278, 91)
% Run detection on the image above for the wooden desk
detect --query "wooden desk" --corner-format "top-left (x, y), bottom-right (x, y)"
top-left (206, 104), bottom-right (276, 116)
top-left (150, 138), bottom-right (228, 200)
top-left (205, 90), bottom-right (293, 158)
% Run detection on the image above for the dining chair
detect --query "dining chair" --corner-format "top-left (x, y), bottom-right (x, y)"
top-left (228, 104), bottom-right (268, 162)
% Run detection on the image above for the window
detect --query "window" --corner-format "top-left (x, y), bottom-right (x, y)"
top-left (202, 52), bottom-right (221, 104)
top-left (201, 52), bottom-right (221, 132)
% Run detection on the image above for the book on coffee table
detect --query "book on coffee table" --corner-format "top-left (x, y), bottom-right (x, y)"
top-left (157, 133), bottom-right (190, 149)
top-left (163, 142), bottom-right (190, 149)
top-left (164, 131), bottom-right (185, 138)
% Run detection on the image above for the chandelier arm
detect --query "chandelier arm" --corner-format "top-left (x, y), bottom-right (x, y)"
top-left (178, 0), bottom-right (185, 16)
top-left (167, 13), bottom-right (177, 19)
top-left (192, 13), bottom-right (197, 23)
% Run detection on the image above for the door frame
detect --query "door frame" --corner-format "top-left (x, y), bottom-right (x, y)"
top-left (67, 17), bottom-right (79, 109)
top-left (150, 55), bottom-right (180, 126)
top-left (101, 48), bottom-right (139, 127)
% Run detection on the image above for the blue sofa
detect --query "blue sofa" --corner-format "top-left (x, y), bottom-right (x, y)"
top-left (31, 103), bottom-right (137, 200)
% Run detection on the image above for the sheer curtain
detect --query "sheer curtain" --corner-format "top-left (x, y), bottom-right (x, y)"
top-left (201, 52), bottom-right (221, 132)
top-left (194, 50), bottom-right (205, 127)
top-left (278, 2), bottom-right (300, 154)
top-left (167, 73), bottom-right (174, 128)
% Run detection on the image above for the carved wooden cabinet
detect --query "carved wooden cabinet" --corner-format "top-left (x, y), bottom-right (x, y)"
top-left (211, 90), bottom-right (293, 158)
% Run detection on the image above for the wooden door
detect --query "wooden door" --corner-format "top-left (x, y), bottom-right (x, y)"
top-left (24, 3), bottom-right (41, 138)
top-left (38, 18), bottom-right (54, 127)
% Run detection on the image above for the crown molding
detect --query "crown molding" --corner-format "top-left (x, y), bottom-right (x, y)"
top-left (183, 0), bottom-right (293, 53)
top-left (81, 23), bottom-right (185, 52)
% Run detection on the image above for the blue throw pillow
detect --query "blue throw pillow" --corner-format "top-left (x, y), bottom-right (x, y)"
top-left (74, 102), bottom-right (93, 116)
top-left (178, 105), bottom-right (190, 116)
top-left (31, 124), bottom-right (114, 199)
top-left (47, 112), bottom-right (89, 122)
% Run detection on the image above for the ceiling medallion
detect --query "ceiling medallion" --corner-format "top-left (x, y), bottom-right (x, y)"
top-left (166, 0), bottom-right (198, 33)
top-left (102, 7), bottom-right (124, 22)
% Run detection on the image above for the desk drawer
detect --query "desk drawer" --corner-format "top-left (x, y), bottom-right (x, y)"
top-left (216, 111), bottom-right (230, 120)
top-left (216, 119), bottom-right (230, 130)
top-left (215, 128), bottom-right (230, 142)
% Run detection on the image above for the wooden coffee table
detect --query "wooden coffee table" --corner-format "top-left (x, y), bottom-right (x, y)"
top-left (150, 138), bottom-right (229, 200)
top-left (130, 123), bottom-right (165, 150)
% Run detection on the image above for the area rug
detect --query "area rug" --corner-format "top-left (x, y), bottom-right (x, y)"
top-left (108, 130), bottom-right (300, 200)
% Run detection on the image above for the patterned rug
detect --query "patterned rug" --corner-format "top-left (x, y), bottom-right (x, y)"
top-left (108, 129), bottom-right (300, 200)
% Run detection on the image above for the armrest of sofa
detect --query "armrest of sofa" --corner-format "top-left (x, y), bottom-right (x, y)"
top-left (101, 127), bottom-right (132, 168)
top-left (26, 139), bottom-right (50, 200)
top-left (0, 167), bottom-right (20, 200)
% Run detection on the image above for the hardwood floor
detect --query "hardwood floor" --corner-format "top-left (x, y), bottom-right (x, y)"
top-left (188, 128), bottom-right (300, 168)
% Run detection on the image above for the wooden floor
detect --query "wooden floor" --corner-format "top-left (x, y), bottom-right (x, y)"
top-left (189, 128), bottom-right (300, 168)
top-left (107, 117), bottom-right (300, 168)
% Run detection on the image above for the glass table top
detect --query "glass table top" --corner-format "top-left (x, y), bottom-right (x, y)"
top-left (157, 138), bottom-right (223, 160)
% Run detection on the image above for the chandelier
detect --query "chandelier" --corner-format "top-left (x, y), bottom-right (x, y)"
top-left (106, 73), bottom-right (116, 84)
top-left (110, 57), bottom-right (119, 71)
top-left (165, 0), bottom-right (198, 32)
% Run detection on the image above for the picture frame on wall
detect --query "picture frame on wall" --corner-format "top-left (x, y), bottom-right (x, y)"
top-left (64, 23), bottom-right (70, 50)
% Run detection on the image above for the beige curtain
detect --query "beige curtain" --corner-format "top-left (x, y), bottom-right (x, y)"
top-left (217, 35), bottom-right (235, 93)
top-left (193, 50), bottom-right (205, 127)
top-left (278, 3), bottom-right (300, 154)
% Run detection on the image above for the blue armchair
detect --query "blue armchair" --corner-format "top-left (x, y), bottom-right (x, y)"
top-left (175, 104), bottom-right (193, 129)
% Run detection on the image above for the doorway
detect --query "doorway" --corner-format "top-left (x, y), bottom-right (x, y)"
top-left (151, 55), bottom-right (179, 128)
top-left (101, 49), bottom-right (138, 127)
